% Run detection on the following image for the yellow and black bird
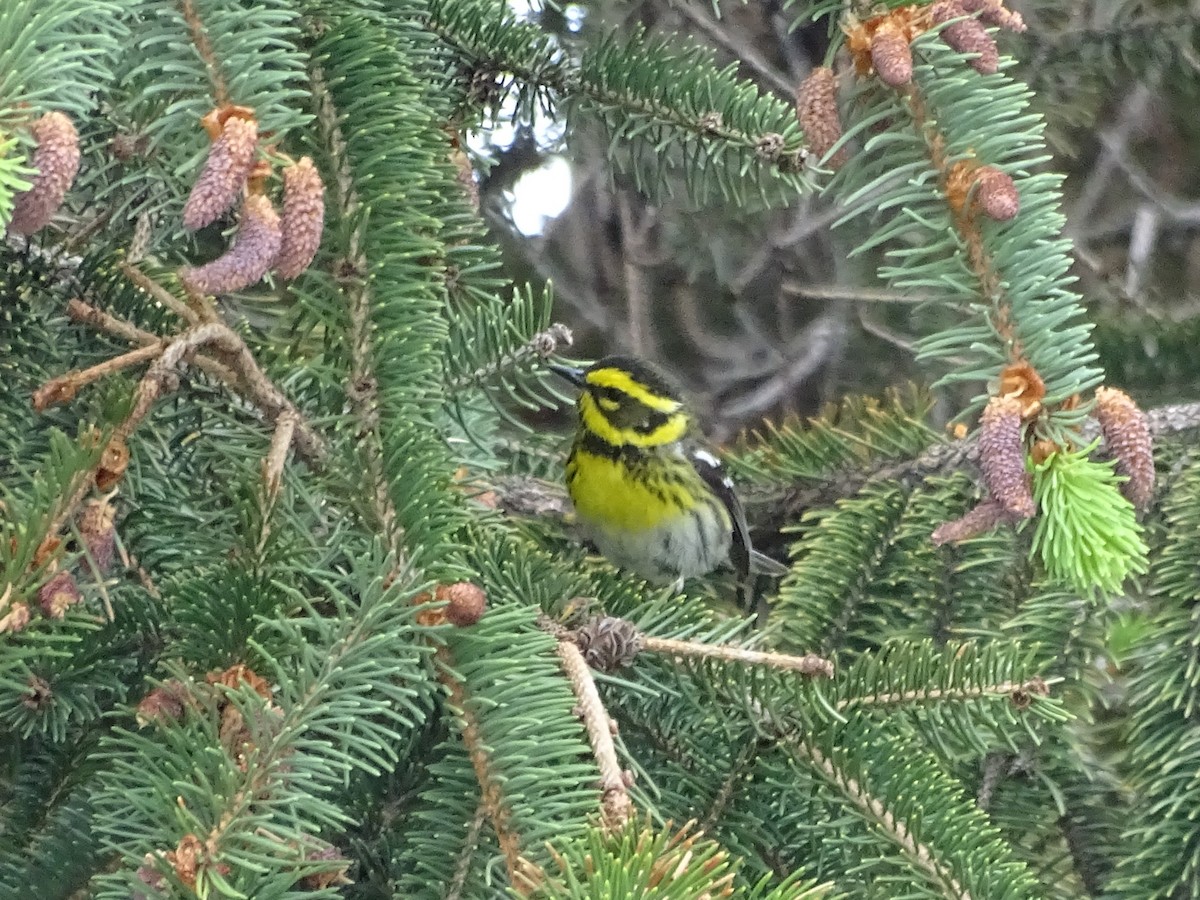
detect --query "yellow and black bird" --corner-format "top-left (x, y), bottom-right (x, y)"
top-left (552, 356), bottom-right (787, 594)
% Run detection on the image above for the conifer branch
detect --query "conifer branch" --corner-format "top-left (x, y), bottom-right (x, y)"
top-left (792, 739), bottom-right (974, 899)
top-left (63, 298), bottom-right (236, 384)
top-left (556, 639), bottom-right (633, 832)
top-left (311, 60), bottom-right (404, 566)
top-left (437, 647), bottom-right (526, 884)
top-left (642, 635), bottom-right (834, 678)
top-left (445, 802), bottom-right (488, 900)
top-left (837, 676), bottom-right (1054, 711)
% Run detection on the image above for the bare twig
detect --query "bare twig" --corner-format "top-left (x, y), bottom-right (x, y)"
top-left (262, 410), bottom-right (298, 503)
top-left (672, 3), bottom-right (794, 95)
top-left (120, 260), bottom-right (199, 325)
top-left (65, 298), bottom-right (236, 383)
top-left (33, 342), bottom-right (165, 411)
top-left (556, 639), bottom-right (633, 831)
top-left (643, 635), bottom-right (833, 678)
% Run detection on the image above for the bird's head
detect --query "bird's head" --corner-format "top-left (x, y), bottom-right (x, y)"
top-left (552, 356), bottom-right (690, 447)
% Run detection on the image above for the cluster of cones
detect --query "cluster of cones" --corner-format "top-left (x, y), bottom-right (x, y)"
top-left (179, 105), bottom-right (325, 295)
top-left (796, 0), bottom-right (1026, 222)
top-left (3, 104), bottom-right (326, 296)
top-left (933, 369), bottom-right (1156, 546)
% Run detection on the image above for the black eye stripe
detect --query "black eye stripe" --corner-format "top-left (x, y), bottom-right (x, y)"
top-left (633, 410), bottom-right (670, 433)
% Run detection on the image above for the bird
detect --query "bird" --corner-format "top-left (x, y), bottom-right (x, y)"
top-left (551, 355), bottom-right (788, 599)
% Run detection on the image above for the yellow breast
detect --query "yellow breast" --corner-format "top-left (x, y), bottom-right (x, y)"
top-left (566, 448), bottom-right (694, 532)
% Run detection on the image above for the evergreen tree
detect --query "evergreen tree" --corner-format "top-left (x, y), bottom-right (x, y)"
top-left (1, 1), bottom-right (1198, 898)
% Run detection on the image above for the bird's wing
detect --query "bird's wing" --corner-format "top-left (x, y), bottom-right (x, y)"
top-left (688, 447), bottom-right (753, 583)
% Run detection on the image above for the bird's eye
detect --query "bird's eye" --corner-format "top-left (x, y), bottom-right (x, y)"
top-left (594, 387), bottom-right (623, 412)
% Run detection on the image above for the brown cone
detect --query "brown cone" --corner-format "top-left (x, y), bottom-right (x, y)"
top-left (8, 111), bottom-right (81, 236)
top-left (932, 0), bottom-right (1000, 74)
top-left (182, 115), bottom-right (258, 231)
top-left (870, 22), bottom-right (914, 87)
top-left (180, 193), bottom-right (281, 295)
top-left (796, 67), bottom-right (849, 168)
top-left (978, 395), bottom-right (1034, 518)
top-left (1094, 387), bottom-right (1155, 509)
top-left (274, 157), bottom-right (325, 279)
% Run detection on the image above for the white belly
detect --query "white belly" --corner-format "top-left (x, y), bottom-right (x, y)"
top-left (584, 501), bottom-right (732, 583)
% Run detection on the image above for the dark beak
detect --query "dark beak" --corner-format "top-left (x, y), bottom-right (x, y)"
top-left (549, 363), bottom-right (586, 387)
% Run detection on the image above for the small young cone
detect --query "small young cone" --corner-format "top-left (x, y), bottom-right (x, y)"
top-left (437, 581), bottom-right (487, 626)
top-left (0, 602), bottom-right (31, 634)
top-left (960, 0), bottom-right (1026, 32)
top-left (796, 67), bottom-right (849, 168)
top-left (978, 395), bottom-right (1034, 518)
top-left (274, 157), bottom-right (325, 279)
top-left (38, 570), bottom-right (82, 618)
top-left (870, 22), bottom-right (913, 87)
top-left (7, 111), bottom-right (81, 235)
top-left (1095, 386), bottom-right (1155, 509)
top-left (975, 166), bottom-right (1019, 220)
top-left (932, 0), bottom-right (1000, 74)
top-left (181, 116), bottom-right (258, 231)
top-left (180, 193), bottom-right (281, 295)
top-left (79, 498), bottom-right (117, 574)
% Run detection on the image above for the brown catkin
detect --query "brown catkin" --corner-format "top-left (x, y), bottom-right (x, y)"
top-left (870, 22), bottom-right (913, 87)
top-left (959, 0), bottom-right (1026, 32)
top-left (978, 395), bottom-right (1035, 518)
top-left (181, 116), bottom-right (258, 231)
top-left (796, 67), bottom-right (849, 169)
top-left (932, 499), bottom-right (1019, 545)
top-left (180, 193), bottom-right (281, 295)
top-left (7, 111), bottom-right (80, 235)
top-left (273, 157), bottom-right (325, 279)
top-left (932, 0), bottom-right (1000, 74)
top-left (975, 166), bottom-right (1019, 220)
top-left (1095, 387), bottom-right (1155, 509)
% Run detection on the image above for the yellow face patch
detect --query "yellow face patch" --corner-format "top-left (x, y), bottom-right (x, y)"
top-left (578, 393), bottom-right (688, 447)
top-left (585, 367), bottom-right (681, 414)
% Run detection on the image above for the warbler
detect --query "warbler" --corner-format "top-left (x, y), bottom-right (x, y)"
top-left (552, 356), bottom-right (787, 594)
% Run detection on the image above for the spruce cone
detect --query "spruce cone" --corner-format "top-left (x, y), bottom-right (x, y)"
top-left (38, 570), bottom-right (82, 618)
top-left (7, 111), bottom-right (80, 236)
top-left (795, 67), bottom-right (849, 169)
top-left (960, 0), bottom-right (1026, 32)
top-left (932, 499), bottom-right (1021, 545)
top-left (975, 166), bottom-right (1019, 220)
top-left (870, 22), bottom-right (913, 87)
top-left (1094, 387), bottom-right (1155, 509)
top-left (181, 115), bottom-right (258, 231)
top-left (180, 193), bottom-right (281, 295)
top-left (932, 0), bottom-right (1000, 74)
top-left (573, 616), bottom-right (643, 672)
top-left (274, 156), bottom-right (325, 279)
top-left (439, 581), bottom-right (487, 626)
top-left (135, 679), bottom-right (193, 726)
top-left (978, 395), bottom-right (1034, 518)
